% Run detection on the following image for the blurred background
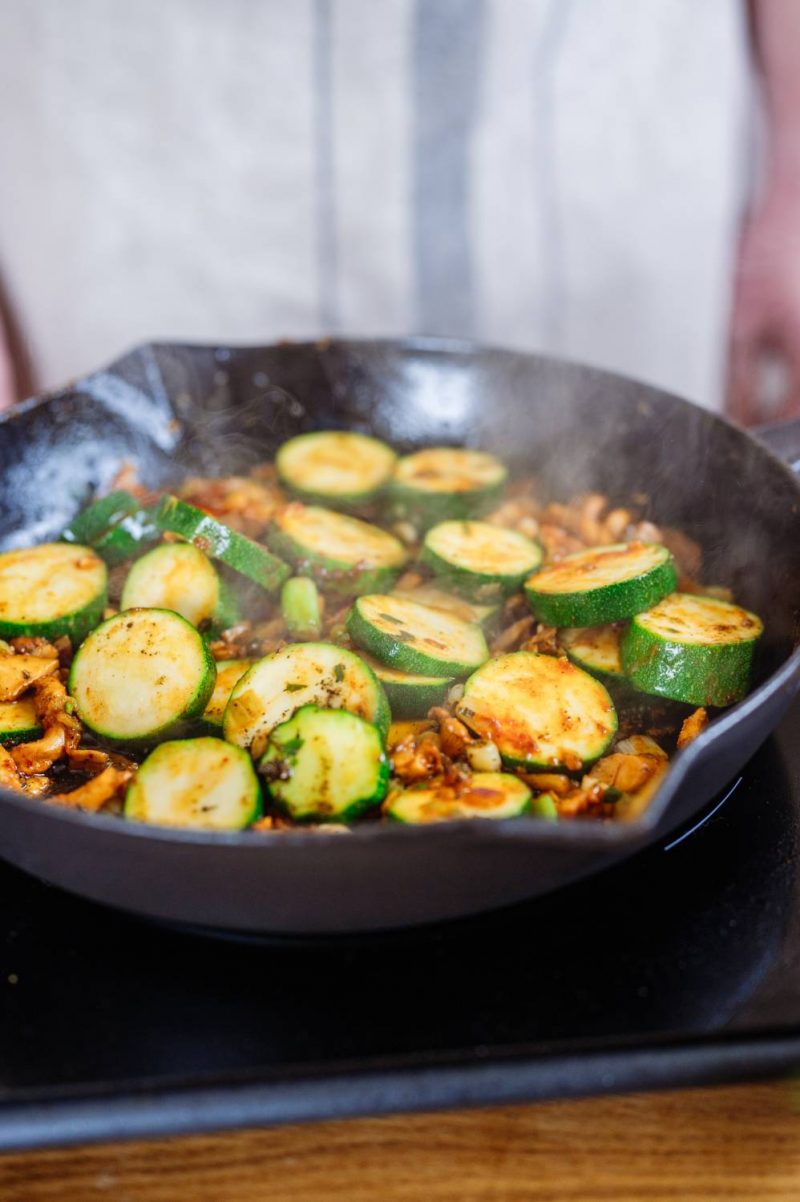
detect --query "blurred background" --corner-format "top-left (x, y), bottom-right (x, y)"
top-left (0, 1), bottom-right (793, 420)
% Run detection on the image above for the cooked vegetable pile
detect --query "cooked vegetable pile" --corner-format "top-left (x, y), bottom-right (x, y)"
top-left (0, 431), bottom-right (764, 831)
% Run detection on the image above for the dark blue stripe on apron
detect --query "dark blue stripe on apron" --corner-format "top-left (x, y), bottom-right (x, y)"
top-left (413, 0), bottom-right (486, 336)
top-left (532, 0), bottom-right (574, 348)
top-left (313, 0), bottom-right (338, 331)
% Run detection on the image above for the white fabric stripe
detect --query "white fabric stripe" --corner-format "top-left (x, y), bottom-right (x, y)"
top-left (313, 0), bottom-right (339, 330)
top-left (471, 0), bottom-right (550, 353)
top-left (329, 0), bottom-right (413, 336)
top-left (472, 0), bottom-right (749, 410)
top-left (551, 0), bottom-right (749, 409)
top-left (0, 0), bottom-right (319, 390)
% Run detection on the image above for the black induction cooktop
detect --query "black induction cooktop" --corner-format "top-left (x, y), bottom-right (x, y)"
top-left (0, 697), bottom-right (799, 1152)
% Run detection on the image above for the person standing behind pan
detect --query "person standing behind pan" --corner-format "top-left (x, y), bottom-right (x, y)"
top-left (0, 0), bottom-right (797, 422)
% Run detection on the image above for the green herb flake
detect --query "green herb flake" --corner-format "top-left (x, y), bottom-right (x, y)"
top-left (277, 735), bottom-right (305, 757)
top-left (333, 663), bottom-right (346, 682)
top-left (284, 682), bottom-right (305, 693)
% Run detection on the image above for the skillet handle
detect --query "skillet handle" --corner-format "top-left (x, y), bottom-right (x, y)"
top-left (753, 418), bottom-right (800, 474)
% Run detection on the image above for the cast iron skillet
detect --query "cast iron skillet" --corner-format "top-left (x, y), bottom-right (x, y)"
top-left (0, 338), bottom-right (797, 935)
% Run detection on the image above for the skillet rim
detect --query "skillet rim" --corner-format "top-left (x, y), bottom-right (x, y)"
top-left (0, 335), bottom-right (797, 851)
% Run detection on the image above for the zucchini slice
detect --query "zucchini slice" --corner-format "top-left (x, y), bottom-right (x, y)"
top-left (259, 704), bottom-right (389, 822)
top-left (422, 520), bottom-right (542, 600)
top-left (62, 490), bottom-right (140, 546)
top-left (155, 495), bottom-right (289, 593)
top-left (530, 793), bottom-right (559, 822)
top-left (388, 448), bottom-right (508, 529)
top-left (346, 593), bottom-right (489, 678)
top-left (0, 543), bottom-right (107, 643)
top-left (357, 652), bottom-right (454, 718)
top-left (559, 624), bottom-right (625, 681)
top-left (276, 431), bottom-right (397, 509)
top-left (524, 542), bottom-right (676, 627)
top-left (268, 504), bottom-right (407, 596)
top-left (392, 582), bottom-right (501, 629)
top-left (386, 772), bottom-right (531, 824)
top-left (125, 737), bottom-right (262, 830)
top-left (63, 491), bottom-right (160, 566)
top-left (91, 507), bottom-right (160, 566)
top-left (456, 651), bottom-right (617, 771)
top-left (121, 543), bottom-right (239, 630)
top-left (0, 698), bottom-right (42, 746)
top-left (280, 576), bottom-right (322, 640)
top-left (201, 658), bottom-right (255, 729)
top-left (223, 642), bottom-right (390, 755)
top-left (621, 593), bottom-right (764, 706)
top-left (70, 608), bottom-right (216, 742)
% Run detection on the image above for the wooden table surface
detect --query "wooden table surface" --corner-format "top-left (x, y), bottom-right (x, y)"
top-left (2, 1080), bottom-right (799, 1201)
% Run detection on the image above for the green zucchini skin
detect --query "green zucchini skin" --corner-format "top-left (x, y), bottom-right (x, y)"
top-left (421, 520), bottom-right (543, 601)
top-left (259, 704), bottom-right (390, 822)
top-left (620, 593), bottom-right (764, 706)
top-left (357, 652), bottom-right (454, 718)
top-left (121, 542), bottom-right (239, 631)
top-left (268, 504), bottom-right (407, 597)
top-left (456, 650), bottom-right (618, 772)
top-left (388, 485), bottom-right (505, 531)
top-left (524, 543), bottom-right (677, 627)
top-left (387, 448), bottom-right (508, 531)
top-left (62, 491), bottom-right (141, 545)
top-left (0, 698), bottom-right (42, 746)
top-left (213, 575), bottom-right (242, 632)
top-left (530, 793), bottom-right (559, 822)
top-left (374, 673), bottom-right (452, 718)
top-left (385, 772), bottom-right (532, 824)
top-left (346, 593), bottom-right (489, 678)
top-left (125, 737), bottom-right (262, 830)
top-left (91, 507), bottom-right (161, 565)
top-left (558, 624), bottom-right (626, 682)
top-left (280, 576), bottom-right (323, 640)
top-left (70, 608), bottom-right (217, 743)
top-left (62, 491), bottom-right (160, 565)
top-left (223, 642), bottom-right (391, 754)
top-left (0, 544), bottom-right (108, 644)
top-left (276, 431), bottom-right (397, 510)
top-left (155, 495), bottom-right (289, 593)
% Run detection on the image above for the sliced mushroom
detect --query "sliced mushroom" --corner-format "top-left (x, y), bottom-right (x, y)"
top-left (0, 746), bottom-right (24, 792)
top-left (11, 724), bottom-right (66, 775)
top-left (49, 765), bottom-right (134, 813)
top-left (390, 731), bottom-right (445, 783)
top-left (29, 675), bottom-right (82, 748)
top-left (0, 655), bottom-right (58, 702)
top-left (8, 637), bottom-right (59, 659)
top-left (429, 708), bottom-right (474, 759)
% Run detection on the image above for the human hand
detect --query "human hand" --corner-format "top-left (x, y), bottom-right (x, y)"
top-left (0, 327), bottom-right (16, 412)
top-left (726, 178), bottom-right (800, 426)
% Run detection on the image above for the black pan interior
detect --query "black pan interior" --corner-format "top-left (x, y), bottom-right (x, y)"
top-left (4, 338), bottom-right (798, 686)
